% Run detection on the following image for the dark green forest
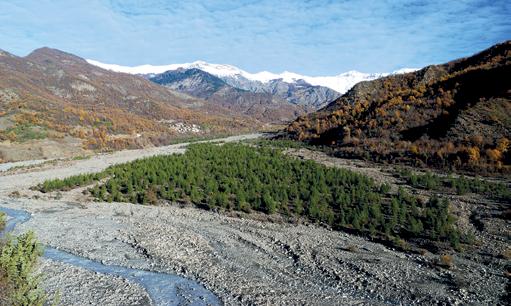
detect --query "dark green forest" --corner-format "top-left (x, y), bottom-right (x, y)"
top-left (39, 143), bottom-right (462, 247)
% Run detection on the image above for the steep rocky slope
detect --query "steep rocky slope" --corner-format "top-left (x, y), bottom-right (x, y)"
top-left (150, 68), bottom-right (307, 122)
top-left (286, 41), bottom-right (511, 173)
top-left (218, 74), bottom-right (341, 108)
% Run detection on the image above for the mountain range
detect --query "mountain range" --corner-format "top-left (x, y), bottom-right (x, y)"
top-left (149, 68), bottom-right (307, 123)
top-left (87, 59), bottom-right (415, 93)
top-left (87, 59), bottom-right (415, 108)
top-left (286, 40), bottom-right (511, 172)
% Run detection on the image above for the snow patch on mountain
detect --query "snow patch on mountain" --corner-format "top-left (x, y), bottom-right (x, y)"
top-left (86, 59), bottom-right (417, 93)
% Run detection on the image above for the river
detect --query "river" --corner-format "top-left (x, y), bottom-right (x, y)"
top-left (0, 201), bottom-right (220, 305)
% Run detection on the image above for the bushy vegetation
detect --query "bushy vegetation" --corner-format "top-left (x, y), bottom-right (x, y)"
top-left (39, 143), bottom-right (461, 247)
top-left (399, 169), bottom-right (511, 202)
top-left (0, 212), bottom-right (5, 231)
top-left (38, 172), bottom-right (109, 193)
top-left (0, 214), bottom-right (47, 305)
top-left (0, 231), bottom-right (47, 306)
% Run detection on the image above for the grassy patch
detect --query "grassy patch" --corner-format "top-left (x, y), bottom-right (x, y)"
top-left (2, 124), bottom-right (48, 142)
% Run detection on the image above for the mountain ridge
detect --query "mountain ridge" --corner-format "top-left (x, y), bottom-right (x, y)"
top-left (149, 68), bottom-right (307, 123)
top-left (86, 59), bottom-right (416, 94)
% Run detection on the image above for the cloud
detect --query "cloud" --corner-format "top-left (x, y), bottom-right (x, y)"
top-left (0, 0), bottom-right (509, 75)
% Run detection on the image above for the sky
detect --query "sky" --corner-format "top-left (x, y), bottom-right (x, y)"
top-left (0, 0), bottom-right (509, 75)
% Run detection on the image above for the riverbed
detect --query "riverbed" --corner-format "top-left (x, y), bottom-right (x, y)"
top-left (0, 133), bottom-right (507, 305)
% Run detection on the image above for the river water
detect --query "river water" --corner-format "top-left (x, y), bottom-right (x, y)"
top-left (0, 206), bottom-right (220, 306)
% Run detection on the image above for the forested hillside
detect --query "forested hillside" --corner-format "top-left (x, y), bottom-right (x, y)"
top-left (286, 41), bottom-right (511, 173)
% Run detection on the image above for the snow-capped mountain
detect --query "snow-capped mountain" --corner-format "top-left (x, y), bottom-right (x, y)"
top-left (149, 68), bottom-right (308, 123)
top-left (86, 59), bottom-right (416, 94)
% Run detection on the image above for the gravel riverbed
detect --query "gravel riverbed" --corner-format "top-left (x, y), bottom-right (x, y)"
top-left (39, 259), bottom-right (152, 306)
top-left (0, 134), bottom-right (508, 305)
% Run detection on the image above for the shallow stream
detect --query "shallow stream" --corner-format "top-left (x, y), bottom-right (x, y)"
top-left (0, 205), bottom-right (220, 306)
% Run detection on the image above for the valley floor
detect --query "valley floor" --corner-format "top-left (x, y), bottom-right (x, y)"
top-left (0, 134), bottom-right (508, 305)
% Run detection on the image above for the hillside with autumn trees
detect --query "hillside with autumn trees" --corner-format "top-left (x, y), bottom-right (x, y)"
top-left (0, 47), bottom-right (285, 161)
top-left (286, 41), bottom-right (511, 173)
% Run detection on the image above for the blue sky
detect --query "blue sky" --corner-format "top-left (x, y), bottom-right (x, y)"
top-left (0, 0), bottom-right (509, 75)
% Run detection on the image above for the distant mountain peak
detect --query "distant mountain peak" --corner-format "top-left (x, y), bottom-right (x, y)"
top-left (148, 67), bottom-right (307, 122)
top-left (28, 47), bottom-right (66, 56)
top-left (150, 67), bottom-right (227, 99)
top-left (86, 59), bottom-right (417, 93)
top-left (27, 47), bottom-right (86, 63)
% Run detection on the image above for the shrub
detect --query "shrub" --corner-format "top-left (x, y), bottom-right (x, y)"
top-left (346, 245), bottom-right (358, 252)
top-left (438, 254), bottom-right (454, 269)
top-left (37, 172), bottom-right (109, 193)
top-left (0, 212), bottom-right (5, 231)
top-left (399, 170), bottom-right (511, 203)
top-left (403, 171), bottom-right (441, 190)
top-left (501, 248), bottom-right (511, 260)
top-left (380, 183), bottom-right (391, 193)
top-left (0, 231), bottom-right (46, 305)
top-left (144, 188), bottom-right (159, 205)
